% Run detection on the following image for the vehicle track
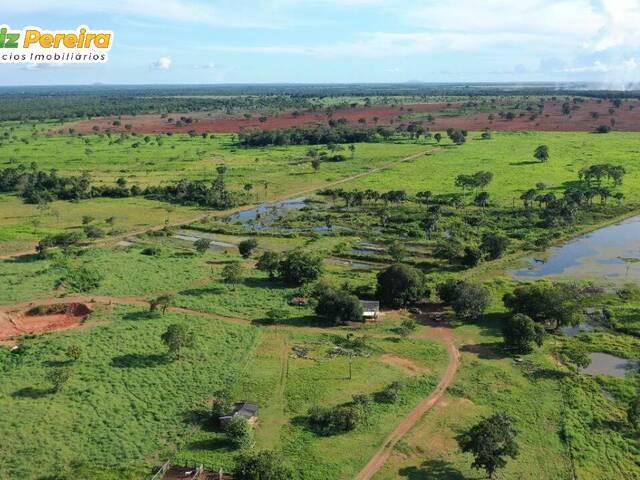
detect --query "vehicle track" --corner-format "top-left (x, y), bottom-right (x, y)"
top-left (354, 324), bottom-right (460, 480)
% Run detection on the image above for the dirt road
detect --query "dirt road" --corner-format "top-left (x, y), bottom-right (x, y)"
top-left (354, 324), bottom-right (460, 480)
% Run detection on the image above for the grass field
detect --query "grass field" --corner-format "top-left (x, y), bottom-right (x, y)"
top-left (2, 120), bottom-right (640, 480)
top-left (345, 131), bottom-right (640, 205)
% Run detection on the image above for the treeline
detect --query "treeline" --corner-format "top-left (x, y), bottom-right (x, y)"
top-left (0, 91), bottom-right (313, 122)
top-left (0, 166), bottom-right (247, 209)
top-left (237, 126), bottom-right (395, 147)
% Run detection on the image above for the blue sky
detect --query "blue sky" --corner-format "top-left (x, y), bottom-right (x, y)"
top-left (3, 0), bottom-right (640, 86)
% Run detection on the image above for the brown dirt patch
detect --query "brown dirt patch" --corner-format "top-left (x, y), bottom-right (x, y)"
top-left (0, 303), bottom-right (92, 340)
top-left (66, 99), bottom-right (640, 135)
top-left (381, 353), bottom-right (430, 375)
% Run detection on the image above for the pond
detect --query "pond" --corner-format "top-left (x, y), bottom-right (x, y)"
top-left (581, 352), bottom-right (639, 378)
top-left (511, 215), bottom-right (640, 283)
top-left (228, 197), bottom-right (309, 227)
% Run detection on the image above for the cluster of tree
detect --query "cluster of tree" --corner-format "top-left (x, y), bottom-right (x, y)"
top-left (237, 126), bottom-right (397, 147)
top-left (437, 279), bottom-right (490, 321)
top-left (318, 187), bottom-right (407, 207)
top-left (578, 163), bottom-right (626, 186)
top-left (446, 128), bottom-right (468, 145)
top-left (0, 166), bottom-right (93, 203)
top-left (256, 249), bottom-right (324, 285)
top-left (502, 282), bottom-right (583, 330)
top-left (144, 176), bottom-right (248, 210)
top-left (454, 171), bottom-right (493, 193)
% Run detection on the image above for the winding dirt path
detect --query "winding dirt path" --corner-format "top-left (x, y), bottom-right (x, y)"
top-left (355, 324), bottom-right (460, 480)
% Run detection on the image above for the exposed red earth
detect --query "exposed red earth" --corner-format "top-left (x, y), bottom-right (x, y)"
top-left (69, 99), bottom-right (640, 135)
top-left (0, 303), bottom-right (92, 341)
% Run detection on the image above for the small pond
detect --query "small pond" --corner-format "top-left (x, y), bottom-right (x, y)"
top-left (511, 215), bottom-right (640, 283)
top-left (581, 352), bottom-right (639, 378)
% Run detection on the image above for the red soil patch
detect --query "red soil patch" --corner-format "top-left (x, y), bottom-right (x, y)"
top-left (0, 303), bottom-right (92, 340)
top-left (68, 99), bottom-right (640, 135)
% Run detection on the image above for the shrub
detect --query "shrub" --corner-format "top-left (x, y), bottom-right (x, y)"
top-left (225, 416), bottom-right (254, 449)
top-left (238, 239), bottom-right (259, 258)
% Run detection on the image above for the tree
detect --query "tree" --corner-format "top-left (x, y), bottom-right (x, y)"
top-left (256, 251), bottom-right (281, 279)
top-left (264, 308), bottom-right (288, 330)
top-left (388, 241), bottom-right (406, 262)
top-left (474, 191), bottom-right (490, 209)
top-left (47, 367), bottom-right (72, 392)
top-left (503, 282), bottom-right (583, 330)
top-left (222, 261), bottom-right (243, 284)
top-left (194, 238), bottom-right (210, 254)
top-left (278, 249), bottom-right (323, 286)
top-left (434, 133), bottom-right (442, 143)
top-left (149, 294), bottom-right (173, 315)
top-left (481, 232), bottom-right (510, 260)
top-left (211, 389), bottom-right (233, 421)
top-left (238, 239), bottom-right (259, 258)
top-left (225, 416), bottom-right (254, 449)
top-left (315, 288), bottom-right (363, 324)
top-left (457, 412), bottom-right (519, 479)
top-left (449, 281), bottom-right (490, 321)
top-left (234, 450), bottom-right (294, 480)
top-left (311, 158), bottom-right (321, 172)
top-left (161, 323), bottom-right (195, 359)
top-left (534, 144), bottom-right (549, 163)
top-left (461, 246), bottom-right (483, 267)
top-left (376, 264), bottom-right (429, 308)
top-left (502, 314), bottom-right (545, 354)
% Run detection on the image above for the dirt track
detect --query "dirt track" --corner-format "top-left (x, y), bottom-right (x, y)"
top-left (354, 323), bottom-right (460, 480)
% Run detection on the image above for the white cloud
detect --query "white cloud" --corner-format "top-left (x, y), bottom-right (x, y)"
top-left (151, 56), bottom-right (172, 70)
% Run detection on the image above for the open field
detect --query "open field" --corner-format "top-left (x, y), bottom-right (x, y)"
top-left (2, 88), bottom-right (640, 480)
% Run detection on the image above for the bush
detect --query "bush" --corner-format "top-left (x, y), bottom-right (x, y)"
top-left (378, 380), bottom-right (403, 403)
top-left (307, 403), bottom-right (365, 435)
top-left (222, 261), bottom-right (243, 284)
top-left (376, 264), bottom-right (429, 308)
top-left (238, 239), bottom-right (259, 258)
top-left (225, 416), bottom-right (254, 449)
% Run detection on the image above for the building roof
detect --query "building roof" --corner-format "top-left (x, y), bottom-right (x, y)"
top-left (220, 401), bottom-right (259, 420)
top-left (360, 300), bottom-right (380, 311)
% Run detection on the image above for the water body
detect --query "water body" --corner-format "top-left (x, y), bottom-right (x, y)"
top-left (581, 352), bottom-right (639, 378)
top-left (511, 215), bottom-right (640, 283)
top-left (229, 197), bottom-right (309, 225)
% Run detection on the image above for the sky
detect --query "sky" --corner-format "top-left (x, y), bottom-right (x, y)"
top-left (2, 0), bottom-right (640, 86)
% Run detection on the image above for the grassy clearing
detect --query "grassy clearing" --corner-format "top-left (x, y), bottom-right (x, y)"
top-left (344, 131), bottom-right (640, 205)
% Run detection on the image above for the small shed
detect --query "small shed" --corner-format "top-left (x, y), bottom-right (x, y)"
top-left (219, 401), bottom-right (259, 427)
top-left (360, 300), bottom-right (380, 320)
